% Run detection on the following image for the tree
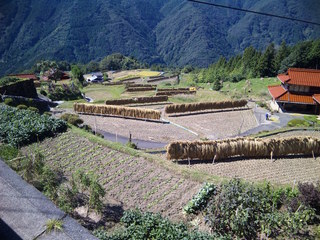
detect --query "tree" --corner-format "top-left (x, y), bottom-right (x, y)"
top-left (99, 53), bottom-right (125, 71)
top-left (308, 40), bottom-right (320, 69)
top-left (71, 65), bottom-right (84, 85)
top-left (279, 41), bottom-right (313, 72)
top-left (212, 76), bottom-right (222, 91)
top-left (257, 43), bottom-right (276, 77)
top-left (275, 41), bottom-right (290, 73)
top-left (71, 170), bottom-right (105, 216)
top-left (84, 61), bottom-right (100, 73)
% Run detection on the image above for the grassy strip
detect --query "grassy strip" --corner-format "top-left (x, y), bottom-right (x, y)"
top-left (252, 127), bottom-right (320, 138)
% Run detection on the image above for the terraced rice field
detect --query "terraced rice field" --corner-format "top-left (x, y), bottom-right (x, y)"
top-left (185, 130), bottom-right (320, 185)
top-left (23, 131), bottom-right (201, 219)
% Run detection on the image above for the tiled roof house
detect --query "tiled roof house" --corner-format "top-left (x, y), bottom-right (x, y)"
top-left (268, 68), bottom-right (320, 113)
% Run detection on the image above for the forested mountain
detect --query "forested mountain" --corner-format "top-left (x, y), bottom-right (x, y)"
top-left (1, 0), bottom-right (320, 75)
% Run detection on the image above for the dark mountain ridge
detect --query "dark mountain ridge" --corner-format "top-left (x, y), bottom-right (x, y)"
top-left (0, 0), bottom-right (320, 75)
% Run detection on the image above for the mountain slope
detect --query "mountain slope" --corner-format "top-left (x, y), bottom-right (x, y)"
top-left (0, 0), bottom-right (320, 75)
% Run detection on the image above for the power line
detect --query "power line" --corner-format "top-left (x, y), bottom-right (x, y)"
top-left (187, 0), bottom-right (320, 26)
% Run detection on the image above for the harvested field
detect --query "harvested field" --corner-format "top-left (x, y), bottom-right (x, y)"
top-left (79, 114), bottom-right (199, 142)
top-left (166, 109), bottom-right (257, 140)
top-left (187, 155), bottom-right (320, 185)
top-left (175, 129), bottom-right (320, 184)
top-left (22, 131), bottom-right (201, 219)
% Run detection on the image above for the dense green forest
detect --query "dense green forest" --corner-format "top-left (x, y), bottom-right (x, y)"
top-left (198, 39), bottom-right (320, 89)
top-left (1, 0), bottom-right (320, 76)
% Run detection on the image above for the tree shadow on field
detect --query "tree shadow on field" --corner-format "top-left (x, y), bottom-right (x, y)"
top-left (73, 202), bottom-right (124, 231)
top-left (176, 153), bottom-right (315, 165)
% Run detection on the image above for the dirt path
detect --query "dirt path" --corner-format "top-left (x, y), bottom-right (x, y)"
top-left (22, 131), bottom-right (201, 220)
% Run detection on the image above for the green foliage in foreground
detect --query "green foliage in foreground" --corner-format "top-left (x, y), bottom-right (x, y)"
top-left (183, 182), bottom-right (216, 214)
top-left (0, 77), bottom-right (22, 86)
top-left (0, 144), bottom-right (19, 161)
top-left (93, 209), bottom-right (227, 240)
top-left (0, 105), bottom-right (67, 146)
top-left (186, 179), bottom-right (317, 239)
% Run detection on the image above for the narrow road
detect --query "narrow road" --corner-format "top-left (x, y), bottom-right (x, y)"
top-left (97, 129), bottom-right (167, 149)
top-left (239, 104), bottom-right (301, 136)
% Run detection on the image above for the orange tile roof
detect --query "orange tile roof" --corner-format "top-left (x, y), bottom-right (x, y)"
top-left (277, 68), bottom-right (320, 87)
top-left (8, 73), bottom-right (38, 80)
top-left (268, 85), bottom-right (287, 99)
top-left (313, 94), bottom-right (320, 104)
top-left (277, 92), bottom-right (315, 105)
top-left (277, 74), bottom-right (290, 83)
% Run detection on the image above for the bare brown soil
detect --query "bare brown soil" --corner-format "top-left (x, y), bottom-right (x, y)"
top-left (80, 114), bottom-right (199, 142)
top-left (76, 108), bottom-right (257, 143)
top-left (179, 129), bottom-right (320, 185)
top-left (166, 109), bottom-right (258, 139)
top-left (188, 157), bottom-right (320, 185)
top-left (22, 131), bottom-right (201, 220)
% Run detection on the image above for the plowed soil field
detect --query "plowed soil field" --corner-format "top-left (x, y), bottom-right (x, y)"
top-left (23, 131), bottom-right (201, 219)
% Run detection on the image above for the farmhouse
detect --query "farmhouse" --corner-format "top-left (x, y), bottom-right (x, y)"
top-left (268, 68), bottom-right (320, 113)
top-left (86, 72), bottom-right (103, 83)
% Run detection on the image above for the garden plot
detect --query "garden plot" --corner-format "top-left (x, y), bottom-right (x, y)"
top-left (166, 109), bottom-right (257, 140)
top-left (22, 131), bottom-right (201, 219)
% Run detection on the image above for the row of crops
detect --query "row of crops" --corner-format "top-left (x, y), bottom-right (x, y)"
top-left (0, 105), bottom-right (67, 146)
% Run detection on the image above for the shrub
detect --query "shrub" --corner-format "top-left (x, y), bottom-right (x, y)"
top-left (60, 113), bottom-right (83, 126)
top-left (204, 179), bottom-right (314, 239)
top-left (0, 105), bottom-right (67, 146)
top-left (4, 98), bottom-right (14, 106)
top-left (287, 119), bottom-right (311, 127)
top-left (82, 124), bottom-right (92, 132)
top-left (257, 101), bottom-right (267, 108)
top-left (17, 104), bottom-right (28, 110)
top-left (298, 182), bottom-right (320, 215)
top-left (126, 141), bottom-right (137, 149)
top-left (0, 145), bottom-right (19, 162)
top-left (48, 82), bottom-right (82, 101)
top-left (3, 97), bottom-right (49, 112)
top-left (94, 209), bottom-right (222, 240)
top-left (28, 106), bottom-right (40, 113)
top-left (40, 89), bottom-right (47, 96)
